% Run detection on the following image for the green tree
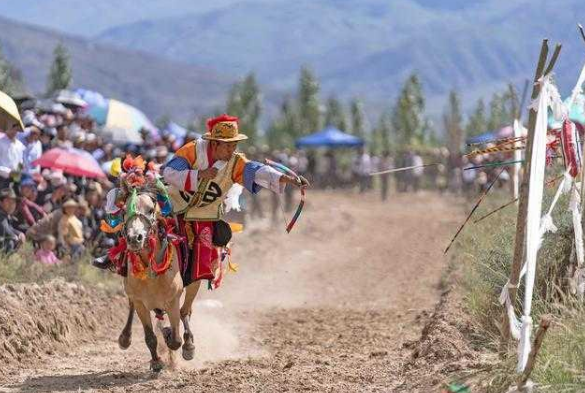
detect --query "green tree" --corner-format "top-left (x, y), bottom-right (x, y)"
top-left (46, 43), bottom-right (72, 96)
top-left (502, 83), bottom-right (520, 123)
top-left (0, 45), bottom-right (24, 96)
top-left (266, 95), bottom-right (300, 149)
top-left (297, 66), bottom-right (321, 135)
top-left (391, 73), bottom-right (427, 147)
top-left (324, 96), bottom-right (347, 131)
top-left (372, 110), bottom-right (392, 155)
top-left (350, 98), bottom-right (366, 140)
top-left (487, 93), bottom-right (505, 131)
top-left (465, 99), bottom-right (487, 138)
top-left (226, 73), bottom-right (261, 144)
top-left (443, 90), bottom-right (464, 154)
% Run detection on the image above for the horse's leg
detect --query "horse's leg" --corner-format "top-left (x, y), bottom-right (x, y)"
top-left (134, 301), bottom-right (164, 372)
top-left (161, 295), bottom-right (182, 351)
top-left (118, 299), bottom-right (134, 350)
top-left (180, 280), bottom-right (201, 361)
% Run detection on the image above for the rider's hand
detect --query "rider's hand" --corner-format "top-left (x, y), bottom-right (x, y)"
top-left (198, 167), bottom-right (218, 180)
top-left (17, 232), bottom-right (26, 244)
top-left (280, 175), bottom-right (310, 189)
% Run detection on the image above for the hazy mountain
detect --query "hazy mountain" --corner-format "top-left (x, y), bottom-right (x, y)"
top-left (0, 0), bottom-right (263, 36)
top-left (2, 0), bottom-right (585, 120)
top-left (0, 17), bottom-right (233, 123)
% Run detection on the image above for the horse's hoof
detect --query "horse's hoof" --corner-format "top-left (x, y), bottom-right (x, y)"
top-left (162, 327), bottom-right (182, 351)
top-left (182, 342), bottom-right (195, 361)
top-left (150, 359), bottom-right (164, 373)
top-left (118, 334), bottom-right (132, 350)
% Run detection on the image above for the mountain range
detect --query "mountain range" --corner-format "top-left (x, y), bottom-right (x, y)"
top-left (0, 0), bottom-right (585, 124)
top-left (0, 16), bottom-right (232, 123)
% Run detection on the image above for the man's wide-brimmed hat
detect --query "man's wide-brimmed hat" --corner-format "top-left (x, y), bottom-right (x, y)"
top-left (0, 188), bottom-right (17, 200)
top-left (202, 114), bottom-right (248, 142)
top-left (62, 199), bottom-right (79, 209)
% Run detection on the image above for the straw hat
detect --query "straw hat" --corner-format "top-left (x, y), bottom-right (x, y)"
top-left (62, 199), bottom-right (79, 209)
top-left (202, 114), bottom-right (248, 142)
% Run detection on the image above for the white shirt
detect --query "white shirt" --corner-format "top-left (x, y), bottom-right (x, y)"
top-left (0, 135), bottom-right (25, 178)
top-left (23, 140), bottom-right (43, 174)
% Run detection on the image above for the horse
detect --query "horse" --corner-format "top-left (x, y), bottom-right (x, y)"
top-left (116, 190), bottom-right (202, 371)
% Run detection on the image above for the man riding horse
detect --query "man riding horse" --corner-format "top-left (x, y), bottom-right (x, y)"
top-left (94, 114), bottom-right (308, 369)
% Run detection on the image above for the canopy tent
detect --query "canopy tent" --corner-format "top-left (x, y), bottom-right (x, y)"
top-left (296, 126), bottom-right (364, 148)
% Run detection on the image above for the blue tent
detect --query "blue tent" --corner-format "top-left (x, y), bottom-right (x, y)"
top-left (296, 126), bottom-right (364, 148)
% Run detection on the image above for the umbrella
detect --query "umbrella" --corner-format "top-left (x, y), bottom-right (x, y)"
top-left (34, 99), bottom-right (68, 115)
top-left (33, 147), bottom-right (106, 178)
top-left (296, 126), bottom-right (364, 148)
top-left (83, 95), bottom-right (157, 145)
top-left (0, 90), bottom-right (24, 131)
top-left (53, 90), bottom-right (87, 108)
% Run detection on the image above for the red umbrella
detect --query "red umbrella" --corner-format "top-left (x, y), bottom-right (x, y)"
top-left (33, 148), bottom-right (106, 178)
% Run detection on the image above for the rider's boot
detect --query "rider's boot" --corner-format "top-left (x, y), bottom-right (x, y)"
top-left (92, 254), bottom-right (114, 270)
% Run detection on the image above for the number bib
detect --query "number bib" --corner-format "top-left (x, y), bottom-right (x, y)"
top-left (181, 153), bottom-right (239, 221)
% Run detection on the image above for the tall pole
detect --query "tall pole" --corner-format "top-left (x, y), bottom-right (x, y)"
top-left (502, 40), bottom-right (562, 343)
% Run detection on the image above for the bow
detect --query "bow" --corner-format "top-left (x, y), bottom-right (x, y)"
top-left (265, 159), bottom-right (305, 233)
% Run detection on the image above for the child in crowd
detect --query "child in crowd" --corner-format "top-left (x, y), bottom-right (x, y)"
top-left (35, 234), bottom-right (61, 265)
top-left (58, 199), bottom-right (85, 258)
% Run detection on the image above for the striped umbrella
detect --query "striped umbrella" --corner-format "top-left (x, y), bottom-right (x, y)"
top-left (78, 89), bottom-right (157, 145)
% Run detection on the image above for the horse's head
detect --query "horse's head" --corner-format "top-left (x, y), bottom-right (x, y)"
top-left (124, 192), bottom-right (157, 252)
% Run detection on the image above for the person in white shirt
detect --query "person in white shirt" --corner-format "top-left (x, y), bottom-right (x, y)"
top-left (0, 123), bottom-right (25, 188)
top-left (22, 126), bottom-right (43, 175)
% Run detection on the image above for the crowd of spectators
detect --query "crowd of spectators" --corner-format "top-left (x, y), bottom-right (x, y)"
top-left (0, 90), bottom-right (512, 258)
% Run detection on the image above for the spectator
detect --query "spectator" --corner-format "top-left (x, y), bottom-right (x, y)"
top-left (353, 147), bottom-right (371, 193)
top-left (58, 199), bottom-right (84, 258)
top-left (35, 234), bottom-right (61, 265)
top-left (378, 151), bottom-right (393, 201)
top-left (22, 126), bottom-right (43, 174)
top-left (15, 177), bottom-right (46, 232)
top-left (42, 176), bottom-right (69, 213)
top-left (0, 189), bottom-right (25, 254)
top-left (0, 123), bottom-right (25, 189)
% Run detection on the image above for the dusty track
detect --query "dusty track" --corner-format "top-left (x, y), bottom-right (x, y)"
top-left (0, 191), bottom-right (462, 392)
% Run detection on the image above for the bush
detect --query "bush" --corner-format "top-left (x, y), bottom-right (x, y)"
top-left (0, 245), bottom-right (121, 293)
top-left (455, 188), bottom-right (585, 391)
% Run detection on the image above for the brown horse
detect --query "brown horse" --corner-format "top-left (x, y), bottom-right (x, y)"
top-left (117, 191), bottom-right (201, 371)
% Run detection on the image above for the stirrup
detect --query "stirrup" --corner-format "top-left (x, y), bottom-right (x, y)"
top-left (92, 255), bottom-right (113, 270)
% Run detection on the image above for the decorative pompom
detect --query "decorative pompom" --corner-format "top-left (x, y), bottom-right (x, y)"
top-left (206, 114), bottom-right (238, 132)
top-left (122, 154), bottom-right (135, 172)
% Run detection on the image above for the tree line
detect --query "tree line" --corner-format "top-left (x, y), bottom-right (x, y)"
top-left (0, 43), bottom-right (72, 98)
top-left (0, 41), bottom-right (523, 154)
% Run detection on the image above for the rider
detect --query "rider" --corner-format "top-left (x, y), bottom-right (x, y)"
top-left (162, 114), bottom-right (308, 286)
top-left (94, 114), bottom-right (308, 286)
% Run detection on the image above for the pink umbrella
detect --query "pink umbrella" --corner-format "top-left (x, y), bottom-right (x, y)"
top-left (33, 148), bottom-right (106, 178)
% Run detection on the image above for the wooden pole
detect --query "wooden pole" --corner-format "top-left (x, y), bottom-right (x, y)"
top-left (502, 40), bottom-right (562, 343)
top-left (517, 315), bottom-right (552, 390)
top-left (512, 80), bottom-right (531, 201)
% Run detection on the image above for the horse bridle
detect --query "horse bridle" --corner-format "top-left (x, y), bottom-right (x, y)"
top-left (122, 193), bottom-right (158, 238)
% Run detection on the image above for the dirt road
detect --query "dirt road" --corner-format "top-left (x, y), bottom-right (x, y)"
top-left (1, 191), bottom-right (462, 392)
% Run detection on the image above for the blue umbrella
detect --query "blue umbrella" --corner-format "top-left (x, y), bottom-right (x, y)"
top-left (296, 126), bottom-right (364, 148)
